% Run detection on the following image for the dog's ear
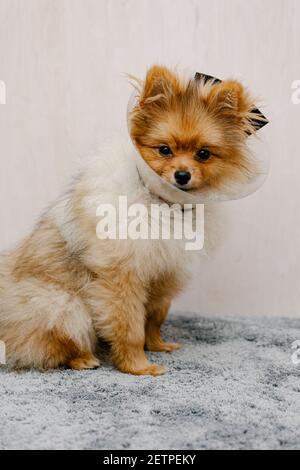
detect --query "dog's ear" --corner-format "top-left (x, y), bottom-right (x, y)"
top-left (206, 80), bottom-right (263, 135)
top-left (140, 65), bottom-right (180, 106)
top-left (207, 80), bottom-right (250, 114)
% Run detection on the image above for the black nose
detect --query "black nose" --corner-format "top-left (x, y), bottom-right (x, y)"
top-left (174, 171), bottom-right (191, 186)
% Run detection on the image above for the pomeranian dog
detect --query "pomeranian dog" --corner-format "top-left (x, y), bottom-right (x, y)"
top-left (0, 66), bottom-right (262, 375)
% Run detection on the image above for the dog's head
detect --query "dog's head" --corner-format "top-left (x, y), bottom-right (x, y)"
top-left (129, 66), bottom-right (263, 192)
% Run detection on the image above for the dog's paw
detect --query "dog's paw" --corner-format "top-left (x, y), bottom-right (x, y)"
top-left (68, 354), bottom-right (100, 370)
top-left (123, 363), bottom-right (167, 377)
top-left (146, 341), bottom-right (181, 353)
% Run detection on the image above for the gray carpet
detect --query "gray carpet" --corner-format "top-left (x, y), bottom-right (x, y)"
top-left (1, 312), bottom-right (300, 450)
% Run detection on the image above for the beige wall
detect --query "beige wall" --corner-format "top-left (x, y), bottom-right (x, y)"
top-left (0, 0), bottom-right (299, 317)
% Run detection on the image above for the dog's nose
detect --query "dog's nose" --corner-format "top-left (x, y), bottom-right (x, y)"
top-left (174, 171), bottom-right (191, 186)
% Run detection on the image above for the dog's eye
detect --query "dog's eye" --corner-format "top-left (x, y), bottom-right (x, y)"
top-left (159, 145), bottom-right (172, 157)
top-left (196, 148), bottom-right (211, 162)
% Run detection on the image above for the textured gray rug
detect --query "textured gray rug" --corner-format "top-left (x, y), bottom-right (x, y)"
top-left (0, 312), bottom-right (300, 450)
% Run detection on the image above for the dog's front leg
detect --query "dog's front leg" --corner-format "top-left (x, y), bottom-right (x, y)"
top-left (89, 271), bottom-right (166, 376)
top-left (145, 299), bottom-right (181, 352)
top-left (144, 273), bottom-right (183, 353)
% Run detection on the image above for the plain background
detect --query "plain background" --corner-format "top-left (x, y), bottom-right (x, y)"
top-left (0, 0), bottom-right (299, 317)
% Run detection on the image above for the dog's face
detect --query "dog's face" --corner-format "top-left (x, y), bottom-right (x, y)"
top-left (129, 66), bottom-right (260, 192)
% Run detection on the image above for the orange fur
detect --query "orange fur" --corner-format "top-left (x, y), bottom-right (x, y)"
top-left (130, 66), bottom-right (259, 192)
top-left (145, 272), bottom-right (183, 352)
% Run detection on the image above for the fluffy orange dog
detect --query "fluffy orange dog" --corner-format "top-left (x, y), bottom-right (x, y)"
top-left (0, 66), bottom-right (261, 375)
